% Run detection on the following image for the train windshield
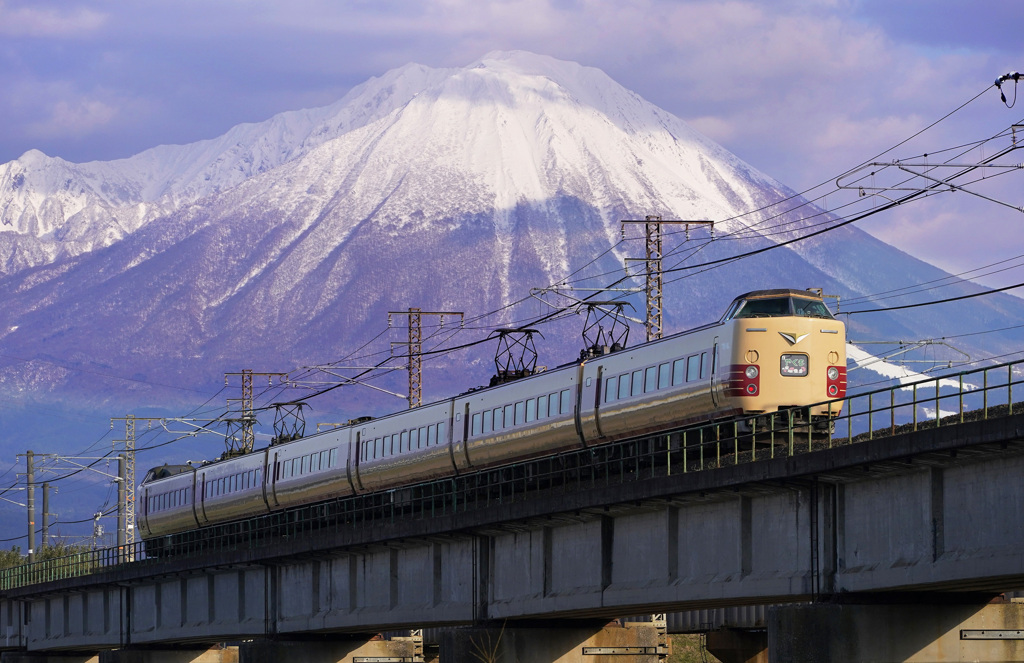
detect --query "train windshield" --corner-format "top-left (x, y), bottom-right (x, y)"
top-left (727, 296), bottom-right (834, 319)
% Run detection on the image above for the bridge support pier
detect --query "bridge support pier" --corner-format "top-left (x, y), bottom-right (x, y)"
top-left (97, 646), bottom-right (237, 663)
top-left (769, 599), bottom-right (1024, 662)
top-left (237, 637), bottom-right (415, 663)
top-left (705, 628), bottom-right (768, 663)
top-left (437, 621), bottom-right (660, 662)
top-left (0, 654), bottom-right (98, 663)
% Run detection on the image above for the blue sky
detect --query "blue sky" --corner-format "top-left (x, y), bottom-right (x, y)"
top-left (1, 0), bottom-right (1022, 285)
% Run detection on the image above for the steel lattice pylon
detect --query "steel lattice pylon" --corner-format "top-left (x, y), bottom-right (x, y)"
top-left (224, 370), bottom-right (286, 454)
top-left (389, 309), bottom-right (463, 409)
top-left (111, 415), bottom-right (152, 546)
top-left (622, 216), bottom-right (714, 342)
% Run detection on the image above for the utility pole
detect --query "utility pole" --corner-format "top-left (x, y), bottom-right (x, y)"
top-left (621, 216), bottom-right (713, 342)
top-left (27, 454), bottom-right (129, 555)
top-left (116, 454), bottom-right (126, 558)
top-left (224, 370), bottom-right (286, 455)
top-left (25, 451), bottom-right (34, 563)
top-left (40, 482), bottom-right (50, 551)
top-left (388, 309), bottom-right (463, 408)
top-left (112, 415), bottom-right (163, 546)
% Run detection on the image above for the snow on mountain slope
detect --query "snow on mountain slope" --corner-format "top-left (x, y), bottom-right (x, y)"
top-left (0, 51), bottom-right (1021, 411)
top-left (0, 62), bottom-right (456, 273)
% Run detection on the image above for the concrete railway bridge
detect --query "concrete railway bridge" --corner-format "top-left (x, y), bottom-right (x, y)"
top-left (1, 359), bottom-right (1024, 663)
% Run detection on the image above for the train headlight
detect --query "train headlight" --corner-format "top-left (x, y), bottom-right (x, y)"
top-left (827, 367), bottom-right (840, 381)
top-left (745, 365), bottom-right (759, 379)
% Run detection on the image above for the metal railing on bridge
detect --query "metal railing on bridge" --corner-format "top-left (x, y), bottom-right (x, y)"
top-left (2, 358), bottom-right (1020, 591)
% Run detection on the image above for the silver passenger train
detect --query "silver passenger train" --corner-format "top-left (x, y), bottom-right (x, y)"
top-left (139, 289), bottom-right (847, 543)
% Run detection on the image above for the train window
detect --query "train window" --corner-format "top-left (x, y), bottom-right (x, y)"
top-left (426, 425), bottom-right (435, 446)
top-left (631, 370), bottom-right (643, 396)
top-left (504, 404), bottom-right (514, 428)
top-left (401, 430), bottom-right (409, 452)
top-left (310, 453), bottom-right (319, 473)
top-left (220, 478), bottom-right (226, 494)
top-left (700, 352), bottom-right (709, 379)
top-left (672, 359), bottom-right (685, 386)
top-left (793, 298), bottom-right (834, 318)
top-left (482, 410), bottom-right (491, 434)
top-left (687, 355), bottom-right (700, 382)
top-left (472, 413), bottom-right (482, 436)
top-left (538, 394), bottom-right (548, 418)
top-left (300, 455), bottom-right (307, 475)
top-left (329, 448), bottom-right (337, 468)
top-left (605, 377), bottom-right (616, 403)
top-left (514, 401), bottom-right (525, 426)
top-left (438, 421), bottom-right (446, 443)
top-left (411, 428), bottom-right (420, 448)
top-left (659, 362), bottom-right (671, 389)
top-left (617, 375), bottom-right (629, 399)
top-left (526, 399), bottom-right (536, 422)
top-left (560, 389), bottom-right (571, 414)
top-left (645, 366), bottom-right (657, 393)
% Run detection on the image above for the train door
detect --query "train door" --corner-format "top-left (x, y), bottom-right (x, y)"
top-left (138, 485), bottom-right (150, 538)
top-left (710, 337), bottom-right (720, 407)
top-left (268, 452), bottom-right (281, 508)
top-left (449, 400), bottom-right (472, 472)
top-left (196, 473), bottom-right (209, 526)
top-left (259, 448), bottom-right (271, 509)
top-left (348, 429), bottom-right (364, 493)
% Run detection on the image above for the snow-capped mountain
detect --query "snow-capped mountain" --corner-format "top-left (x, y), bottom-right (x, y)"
top-left (0, 51), bottom-right (1021, 412)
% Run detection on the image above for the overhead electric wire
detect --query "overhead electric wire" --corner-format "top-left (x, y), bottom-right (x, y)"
top-left (844, 280), bottom-right (1024, 314)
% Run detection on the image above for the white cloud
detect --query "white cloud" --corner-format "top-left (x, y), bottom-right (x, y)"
top-left (0, 1), bottom-right (106, 37)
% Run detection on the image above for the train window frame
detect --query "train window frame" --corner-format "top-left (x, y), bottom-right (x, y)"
top-left (644, 366), bottom-right (657, 393)
top-left (631, 370), bottom-right (643, 396)
top-left (687, 355), bottom-right (700, 382)
top-left (672, 358), bottom-right (685, 386)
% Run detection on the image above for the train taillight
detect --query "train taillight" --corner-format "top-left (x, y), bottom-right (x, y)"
top-left (827, 365), bottom-right (847, 398)
top-left (727, 364), bottom-right (760, 397)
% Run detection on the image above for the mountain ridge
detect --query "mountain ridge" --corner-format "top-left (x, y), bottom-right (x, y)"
top-left (0, 51), bottom-right (1021, 413)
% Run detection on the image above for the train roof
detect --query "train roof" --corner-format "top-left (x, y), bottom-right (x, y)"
top-left (732, 289), bottom-right (824, 301)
